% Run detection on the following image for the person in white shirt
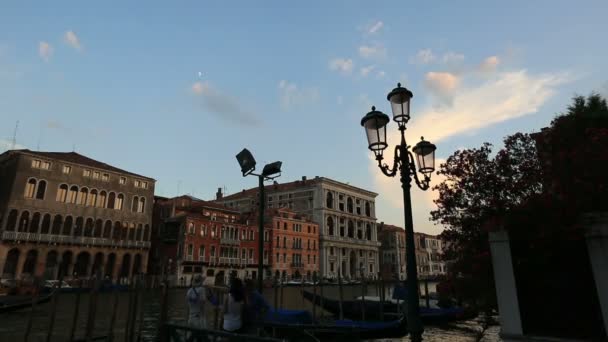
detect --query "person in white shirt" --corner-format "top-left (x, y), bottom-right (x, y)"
top-left (222, 278), bottom-right (244, 333)
top-left (186, 275), bottom-right (209, 329)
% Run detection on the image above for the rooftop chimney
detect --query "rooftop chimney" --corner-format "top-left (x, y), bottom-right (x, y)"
top-left (216, 187), bottom-right (223, 200)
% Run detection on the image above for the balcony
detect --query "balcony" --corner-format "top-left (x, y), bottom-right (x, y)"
top-left (220, 238), bottom-right (240, 245)
top-left (290, 262), bottom-right (304, 268)
top-left (1, 231), bottom-right (151, 249)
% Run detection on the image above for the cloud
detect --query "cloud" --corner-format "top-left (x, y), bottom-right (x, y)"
top-left (479, 56), bottom-right (500, 73)
top-left (359, 44), bottom-right (387, 60)
top-left (329, 58), bottom-right (354, 74)
top-left (442, 52), bottom-right (465, 65)
top-left (337, 96), bottom-right (344, 105)
top-left (191, 81), bottom-right (261, 125)
top-left (360, 65), bottom-right (376, 77)
top-left (410, 49), bottom-right (435, 65)
top-left (278, 80), bottom-right (319, 111)
top-left (45, 120), bottom-right (64, 129)
top-left (366, 21), bottom-right (384, 34)
top-left (371, 69), bottom-right (568, 234)
top-left (425, 72), bottom-right (459, 104)
top-left (64, 31), bottom-right (82, 51)
top-left (39, 42), bottom-right (53, 62)
top-left (377, 70), bottom-right (386, 79)
top-left (0, 139), bottom-right (26, 152)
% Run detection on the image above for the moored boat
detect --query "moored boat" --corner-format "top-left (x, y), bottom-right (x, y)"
top-left (0, 292), bottom-right (54, 314)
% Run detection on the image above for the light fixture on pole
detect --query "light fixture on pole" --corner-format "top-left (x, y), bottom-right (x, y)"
top-left (236, 148), bottom-right (282, 292)
top-left (361, 83), bottom-right (436, 342)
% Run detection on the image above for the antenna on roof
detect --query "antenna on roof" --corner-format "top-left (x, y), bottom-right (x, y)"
top-left (10, 120), bottom-right (19, 150)
top-left (72, 144), bottom-right (76, 152)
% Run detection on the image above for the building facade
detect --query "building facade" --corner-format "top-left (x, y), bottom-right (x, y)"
top-left (217, 176), bottom-right (380, 280)
top-left (378, 223), bottom-right (406, 280)
top-left (267, 207), bottom-right (319, 281)
top-left (0, 150), bottom-right (155, 282)
top-left (414, 232), bottom-right (447, 277)
top-left (151, 195), bottom-right (272, 286)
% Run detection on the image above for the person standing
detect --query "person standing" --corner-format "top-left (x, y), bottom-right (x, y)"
top-left (186, 275), bottom-right (210, 329)
top-left (222, 278), bottom-right (244, 333)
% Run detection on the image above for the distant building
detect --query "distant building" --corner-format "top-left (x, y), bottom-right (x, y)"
top-left (378, 223), bottom-right (406, 280)
top-left (414, 232), bottom-right (447, 277)
top-left (150, 195), bottom-right (270, 286)
top-left (216, 176), bottom-right (380, 279)
top-left (378, 222), bottom-right (447, 280)
top-left (0, 150), bottom-right (155, 282)
top-left (266, 207), bottom-right (319, 281)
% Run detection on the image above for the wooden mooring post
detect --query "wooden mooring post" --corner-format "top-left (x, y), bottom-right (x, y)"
top-left (24, 278), bottom-right (41, 342)
top-left (337, 274), bottom-right (344, 320)
top-left (312, 274), bottom-right (317, 321)
top-left (108, 286), bottom-right (120, 342)
top-left (46, 276), bottom-right (63, 342)
top-left (69, 279), bottom-right (83, 342)
top-left (360, 276), bottom-right (366, 321)
top-left (85, 272), bottom-right (102, 341)
top-left (137, 276), bottom-right (146, 341)
top-left (424, 278), bottom-right (430, 309)
top-left (379, 276), bottom-right (385, 321)
top-left (279, 276), bottom-right (284, 310)
top-left (319, 277), bottom-right (324, 320)
top-left (273, 277), bottom-right (278, 311)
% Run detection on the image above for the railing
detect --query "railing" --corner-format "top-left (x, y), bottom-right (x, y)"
top-left (220, 238), bottom-right (240, 245)
top-left (290, 262), bottom-right (304, 268)
top-left (1, 231), bottom-right (151, 249)
top-left (184, 255), bottom-right (193, 261)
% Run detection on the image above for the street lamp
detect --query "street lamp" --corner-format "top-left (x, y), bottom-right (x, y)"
top-left (235, 148), bottom-right (282, 291)
top-left (360, 83), bottom-right (436, 342)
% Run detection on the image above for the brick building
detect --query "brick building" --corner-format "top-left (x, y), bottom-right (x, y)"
top-left (150, 195), bottom-right (271, 286)
top-left (216, 176), bottom-right (380, 280)
top-left (378, 223), bottom-right (406, 280)
top-left (0, 150), bottom-right (154, 282)
top-left (266, 207), bottom-right (319, 281)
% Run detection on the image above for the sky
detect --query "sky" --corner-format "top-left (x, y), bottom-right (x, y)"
top-left (1, 1), bottom-right (608, 235)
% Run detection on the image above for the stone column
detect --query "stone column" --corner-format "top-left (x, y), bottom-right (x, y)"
top-left (489, 230), bottom-right (523, 339)
top-left (15, 250), bottom-right (27, 280)
top-left (583, 212), bottom-right (608, 333)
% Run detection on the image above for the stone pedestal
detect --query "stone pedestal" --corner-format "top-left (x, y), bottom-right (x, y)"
top-left (489, 230), bottom-right (523, 340)
top-left (583, 212), bottom-right (608, 334)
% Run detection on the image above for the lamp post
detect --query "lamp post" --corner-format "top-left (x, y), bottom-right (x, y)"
top-left (360, 83), bottom-right (436, 342)
top-left (236, 148), bottom-right (282, 292)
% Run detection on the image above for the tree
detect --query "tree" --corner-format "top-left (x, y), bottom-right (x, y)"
top-left (431, 132), bottom-right (542, 308)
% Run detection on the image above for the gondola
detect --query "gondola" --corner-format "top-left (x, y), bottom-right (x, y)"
top-left (262, 309), bottom-right (408, 341)
top-left (302, 290), bottom-right (469, 324)
top-left (0, 292), bottom-right (54, 314)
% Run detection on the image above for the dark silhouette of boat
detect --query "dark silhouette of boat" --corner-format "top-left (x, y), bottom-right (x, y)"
top-left (301, 290), bottom-right (470, 324)
top-left (262, 309), bottom-right (408, 341)
top-left (0, 292), bottom-right (54, 314)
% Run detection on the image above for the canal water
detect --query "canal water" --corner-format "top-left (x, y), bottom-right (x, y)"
top-left (0, 285), bottom-right (501, 341)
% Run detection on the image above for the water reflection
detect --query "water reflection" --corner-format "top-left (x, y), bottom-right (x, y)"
top-left (0, 285), bottom-right (499, 341)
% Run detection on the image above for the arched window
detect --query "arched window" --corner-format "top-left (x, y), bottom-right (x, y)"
top-left (24, 179), bottom-right (37, 198)
top-left (98, 191), bottom-right (107, 208)
top-left (113, 222), bottom-right (122, 240)
top-left (107, 192), bottom-right (116, 209)
top-left (143, 224), bottom-right (150, 241)
top-left (6, 210), bottom-right (18, 231)
top-left (35, 180), bottom-right (47, 200)
top-left (366, 224), bottom-right (372, 240)
top-left (136, 224), bottom-right (143, 240)
top-left (87, 189), bottom-right (98, 206)
top-left (122, 223), bottom-right (129, 240)
top-left (62, 216), bottom-right (73, 235)
top-left (84, 218), bottom-right (94, 237)
top-left (77, 187), bottom-right (88, 205)
top-left (326, 192), bottom-right (334, 209)
top-left (52, 215), bottom-right (62, 234)
top-left (18, 211), bottom-right (30, 232)
top-left (116, 194), bottom-right (124, 210)
top-left (132, 196), bottom-right (139, 212)
top-left (94, 219), bottom-right (103, 237)
top-left (365, 202), bottom-right (371, 217)
top-left (68, 186), bottom-right (78, 203)
top-left (348, 220), bottom-right (354, 238)
top-left (103, 221), bottom-right (112, 238)
top-left (327, 217), bottom-right (334, 236)
top-left (41, 214), bottom-right (51, 234)
top-left (283, 237), bottom-right (287, 248)
top-left (56, 184), bottom-right (68, 202)
top-left (128, 223), bottom-right (135, 241)
top-left (347, 197), bottom-right (354, 213)
top-left (74, 217), bottom-right (84, 236)
top-left (29, 212), bottom-right (41, 233)
top-left (357, 228), bottom-right (363, 240)
top-left (138, 197), bottom-right (145, 213)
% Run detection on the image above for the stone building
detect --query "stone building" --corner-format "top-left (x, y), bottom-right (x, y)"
top-left (216, 176), bottom-right (380, 279)
top-left (414, 232), bottom-right (447, 277)
top-left (378, 223), bottom-right (406, 280)
top-left (0, 150), bottom-right (154, 282)
top-left (151, 195), bottom-right (272, 286)
top-left (266, 207), bottom-right (319, 281)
